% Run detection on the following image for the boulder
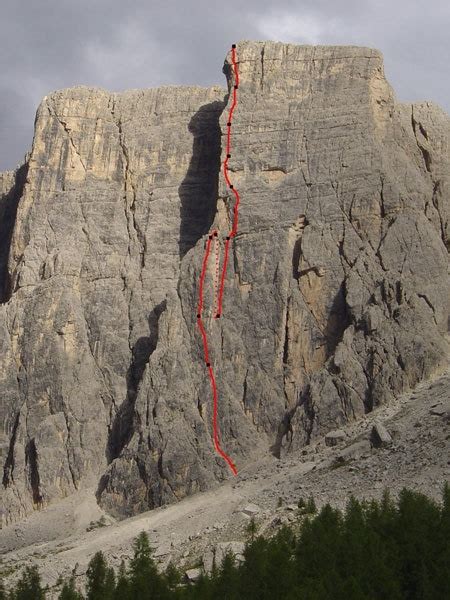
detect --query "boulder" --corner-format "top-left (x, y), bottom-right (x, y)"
top-left (185, 568), bottom-right (202, 583)
top-left (371, 421), bottom-right (393, 448)
top-left (325, 430), bottom-right (346, 447)
top-left (242, 503), bottom-right (260, 517)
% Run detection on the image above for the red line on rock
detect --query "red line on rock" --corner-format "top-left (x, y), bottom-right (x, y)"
top-left (196, 45), bottom-right (240, 476)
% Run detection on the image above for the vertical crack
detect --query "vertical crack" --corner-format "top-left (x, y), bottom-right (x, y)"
top-left (110, 98), bottom-right (145, 274)
top-left (260, 45), bottom-right (265, 91)
top-left (2, 411), bottom-right (20, 487)
top-left (61, 409), bottom-right (78, 490)
top-left (46, 102), bottom-right (87, 172)
top-left (282, 299), bottom-right (290, 366)
top-left (106, 299), bottom-right (167, 462)
top-left (411, 106), bottom-right (432, 173)
top-left (25, 438), bottom-right (43, 505)
top-left (0, 163), bottom-right (28, 303)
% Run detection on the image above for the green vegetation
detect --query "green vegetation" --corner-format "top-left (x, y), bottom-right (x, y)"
top-left (245, 517), bottom-right (258, 543)
top-left (86, 516), bottom-right (108, 532)
top-left (3, 485), bottom-right (450, 599)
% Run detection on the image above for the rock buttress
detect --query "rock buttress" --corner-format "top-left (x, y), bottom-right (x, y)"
top-left (1, 42), bottom-right (449, 522)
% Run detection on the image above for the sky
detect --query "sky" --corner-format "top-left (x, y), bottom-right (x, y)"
top-left (1, 0), bottom-right (449, 171)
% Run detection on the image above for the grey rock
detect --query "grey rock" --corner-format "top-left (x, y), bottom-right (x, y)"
top-left (325, 430), bottom-right (346, 447)
top-left (0, 41), bottom-right (449, 523)
top-left (241, 503), bottom-right (260, 516)
top-left (152, 542), bottom-right (172, 558)
top-left (430, 402), bottom-right (450, 419)
top-left (185, 568), bottom-right (202, 583)
top-left (371, 421), bottom-right (393, 448)
top-left (202, 547), bottom-right (215, 573)
top-left (336, 440), bottom-right (372, 461)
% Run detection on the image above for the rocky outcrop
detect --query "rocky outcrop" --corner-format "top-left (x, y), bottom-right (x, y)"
top-left (1, 41), bottom-right (448, 524)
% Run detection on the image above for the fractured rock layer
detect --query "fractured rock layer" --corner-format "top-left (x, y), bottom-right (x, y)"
top-left (1, 42), bottom-right (449, 522)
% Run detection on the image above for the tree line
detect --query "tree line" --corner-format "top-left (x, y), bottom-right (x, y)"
top-left (2, 485), bottom-right (450, 599)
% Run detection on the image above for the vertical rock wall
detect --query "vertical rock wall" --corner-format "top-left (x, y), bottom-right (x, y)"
top-left (1, 42), bottom-right (448, 523)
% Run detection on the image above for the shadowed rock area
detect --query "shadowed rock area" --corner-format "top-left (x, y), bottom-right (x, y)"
top-left (0, 42), bottom-right (449, 524)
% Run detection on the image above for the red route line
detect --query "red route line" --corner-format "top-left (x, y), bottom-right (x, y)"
top-left (213, 236), bottom-right (220, 315)
top-left (196, 44), bottom-right (240, 476)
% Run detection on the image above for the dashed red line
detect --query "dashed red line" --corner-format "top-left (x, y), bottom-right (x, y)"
top-left (196, 44), bottom-right (240, 476)
top-left (213, 235), bottom-right (220, 315)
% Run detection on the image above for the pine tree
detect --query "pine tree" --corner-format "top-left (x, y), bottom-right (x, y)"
top-left (263, 526), bottom-right (296, 600)
top-left (430, 482), bottom-right (450, 599)
top-left (305, 495), bottom-right (317, 515)
top-left (113, 561), bottom-right (130, 600)
top-left (58, 575), bottom-right (83, 600)
top-left (396, 488), bottom-right (441, 599)
top-left (245, 517), bottom-right (258, 543)
top-left (13, 565), bottom-right (46, 600)
top-left (104, 568), bottom-right (115, 600)
top-left (164, 563), bottom-right (181, 591)
top-left (129, 531), bottom-right (166, 599)
top-left (212, 551), bottom-right (239, 600)
top-left (86, 552), bottom-right (113, 600)
top-left (240, 536), bottom-right (271, 600)
top-left (295, 503), bottom-right (342, 593)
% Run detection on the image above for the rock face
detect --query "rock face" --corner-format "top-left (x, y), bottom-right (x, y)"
top-left (1, 41), bottom-right (449, 523)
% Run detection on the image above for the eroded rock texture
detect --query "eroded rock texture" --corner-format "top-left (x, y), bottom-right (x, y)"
top-left (1, 42), bottom-right (449, 523)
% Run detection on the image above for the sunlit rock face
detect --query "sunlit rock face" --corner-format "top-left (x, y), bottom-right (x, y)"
top-left (1, 42), bottom-right (448, 523)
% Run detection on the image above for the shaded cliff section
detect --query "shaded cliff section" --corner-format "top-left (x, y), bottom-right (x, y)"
top-left (0, 163), bottom-right (28, 303)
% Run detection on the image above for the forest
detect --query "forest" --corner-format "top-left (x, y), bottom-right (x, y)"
top-left (2, 486), bottom-right (450, 599)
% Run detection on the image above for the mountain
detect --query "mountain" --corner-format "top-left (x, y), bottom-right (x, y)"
top-left (1, 41), bottom-right (449, 526)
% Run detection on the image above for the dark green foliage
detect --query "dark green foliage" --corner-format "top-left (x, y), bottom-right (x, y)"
top-left (128, 531), bottom-right (166, 599)
top-left (112, 561), bottom-right (129, 600)
top-left (245, 516), bottom-right (258, 542)
top-left (5, 485), bottom-right (450, 600)
top-left (211, 551), bottom-right (240, 600)
top-left (305, 494), bottom-right (317, 514)
top-left (85, 552), bottom-right (114, 600)
top-left (164, 563), bottom-right (181, 591)
top-left (12, 566), bottom-right (46, 600)
top-left (58, 574), bottom-right (83, 600)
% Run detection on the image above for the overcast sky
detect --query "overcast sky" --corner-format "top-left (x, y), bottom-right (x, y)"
top-left (1, 0), bottom-right (449, 171)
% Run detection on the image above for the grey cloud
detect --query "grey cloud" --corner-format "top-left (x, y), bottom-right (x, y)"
top-left (1, 0), bottom-right (449, 170)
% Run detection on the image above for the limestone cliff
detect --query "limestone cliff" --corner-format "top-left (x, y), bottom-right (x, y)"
top-left (1, 41), bottom-right (448, 523)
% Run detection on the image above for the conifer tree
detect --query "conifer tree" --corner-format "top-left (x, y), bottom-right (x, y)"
top-left (86, 552), bottom-right (113, 600)
top-left (129, 531), bottom-right (166, 599)
top-left (58, 574), bottom-right (83, 600)
top-left (245, 517), bottom-right (258, 543)
top-left (113, 561), bottom-right (130, 600)
top-left (396, 488), bottom-right (441, 598)
top-left (435, 482), bottom-right (450, 598)
top-left (212, 551), bottom-right (239, 600)
top-left (13, 566), bottom-right (46, 600)
top-left (305, 495), bottom-right (317, 514)
top-left (263, 526), bottom-right (296, 599)
top-left (104, 568), bottom-right (115, 600)
top-left (164, 563), bottom-right (181, 592)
